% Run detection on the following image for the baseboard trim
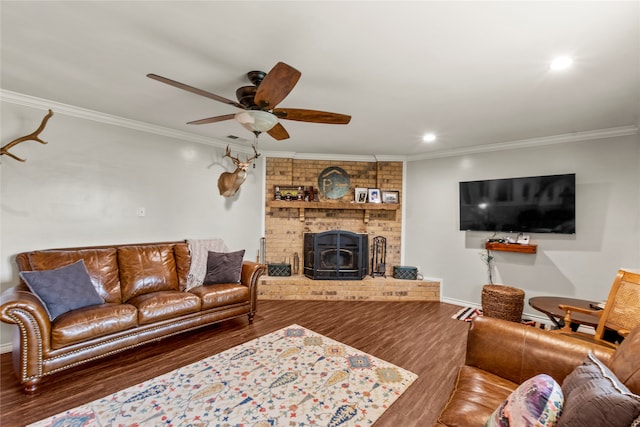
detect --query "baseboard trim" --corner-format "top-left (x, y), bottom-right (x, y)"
top-left (1, 342), bottom-right (12, 354)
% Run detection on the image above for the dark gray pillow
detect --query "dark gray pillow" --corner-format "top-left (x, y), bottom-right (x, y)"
top-left (203, 250), bottom-right (245, 285)
top-left (558, 352), bottom-right (640, 427)
top-left (19, 260), bottom-right (104, 321)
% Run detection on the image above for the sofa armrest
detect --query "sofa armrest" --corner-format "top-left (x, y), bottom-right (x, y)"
top-left (1, 286), bottom-right (52, 339)
top-left (240, 261), bottom-right (266, 288)
top-left (240, 261), bottom-right (266, 319)
top-left (1, 286), bottom-right (53, 391)
top-left (465, 316), bottom-right (615, 385)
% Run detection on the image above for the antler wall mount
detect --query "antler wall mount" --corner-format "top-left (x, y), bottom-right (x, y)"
top-left (1, 109), bottom-right (53, 162)
top-left (147, 62), bottom-right (351, 141)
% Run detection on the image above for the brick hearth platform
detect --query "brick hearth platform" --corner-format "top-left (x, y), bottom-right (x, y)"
top-left (258, 275), bottom-right (440, 301)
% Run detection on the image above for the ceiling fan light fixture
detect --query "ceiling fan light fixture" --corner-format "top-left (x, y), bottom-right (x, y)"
top-left (235, 110), bottom-right (278, 133)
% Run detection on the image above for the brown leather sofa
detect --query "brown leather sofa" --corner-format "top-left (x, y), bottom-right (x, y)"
top-left (0, 241), bottom-right (266, 394)
top-left (435, 315), bottom-right (640, 426)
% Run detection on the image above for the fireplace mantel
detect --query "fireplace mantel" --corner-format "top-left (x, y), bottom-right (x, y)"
top-left (267, 200), bottom-right (399, 223)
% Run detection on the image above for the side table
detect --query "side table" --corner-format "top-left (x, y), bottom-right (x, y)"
top-left (528, 296), bottom-right (600, 329)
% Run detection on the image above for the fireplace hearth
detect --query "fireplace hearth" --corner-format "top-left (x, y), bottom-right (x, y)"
top-left (303, 230), bottom-right (368, 280)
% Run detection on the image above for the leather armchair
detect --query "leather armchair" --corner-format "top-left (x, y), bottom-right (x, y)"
top-left (435, 315), bottom-right (639, 426)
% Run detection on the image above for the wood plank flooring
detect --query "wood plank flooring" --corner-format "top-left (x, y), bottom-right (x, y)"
top-left (0, 300), bottom-right (470, 426)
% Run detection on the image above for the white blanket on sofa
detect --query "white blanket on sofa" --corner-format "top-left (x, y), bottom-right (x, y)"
top-left (186, 238), bottom-right (229, 290)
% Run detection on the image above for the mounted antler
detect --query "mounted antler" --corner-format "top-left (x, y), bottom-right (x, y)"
top-left (1, 109), bottom-right (53, 162)
top-left (217, 144), bottom-right (261, 197)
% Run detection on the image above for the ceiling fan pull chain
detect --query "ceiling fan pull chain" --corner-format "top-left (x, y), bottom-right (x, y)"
top-left (253, 134), bottom-right (259, 168)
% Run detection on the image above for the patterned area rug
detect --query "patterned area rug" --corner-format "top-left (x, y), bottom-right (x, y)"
top-left (452, 306), bottom-right (552, 329)
top-left (30, 325), bottom-right (417, 427)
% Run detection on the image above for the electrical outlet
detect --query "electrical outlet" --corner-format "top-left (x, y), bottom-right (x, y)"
top-left (137, 207), bottom-right (146, 217)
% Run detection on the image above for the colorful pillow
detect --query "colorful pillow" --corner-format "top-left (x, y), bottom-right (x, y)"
top-left (203, 250), bottom-right (245, 285)
top-left (558, 353), bottom-right (640, 427)
top-left (485, 374), bottom-right (563, 427)
top-left (19, 260), bottom-right (104, 320)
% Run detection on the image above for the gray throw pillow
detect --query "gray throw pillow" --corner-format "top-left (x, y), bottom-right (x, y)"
top-left (203, 250), bottom-right (245, 285)
top-left (19, 260), bottom-right (104, 321)
top-left (558, 352), bottom-right (640, 427)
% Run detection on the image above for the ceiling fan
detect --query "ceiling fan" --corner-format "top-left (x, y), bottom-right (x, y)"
top-left (147, 62), bottom-right (351, 141)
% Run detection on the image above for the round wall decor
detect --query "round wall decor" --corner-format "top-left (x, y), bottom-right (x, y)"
top-left (317, 166), bottom-right (350, 199)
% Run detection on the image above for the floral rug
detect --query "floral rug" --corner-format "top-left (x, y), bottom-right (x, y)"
top-left (30, 324), bottom-right (417, 427)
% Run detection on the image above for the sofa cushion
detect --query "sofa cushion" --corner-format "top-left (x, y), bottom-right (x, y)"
top-left (51, 303), bottom-right (138, 349)
top-left (189, 283), bottom-right (249, 310)
top-left (486, 373), bottom-right (563, 427)
top-left (558, 353), bottom-right (640, 427)
top-left (118, 244), bottom-right (179, 302)
top-left (26, 248), bottom-right (121, 303)
top-left (20, 260), bottom-right (105, 321)
top-left (436, 365), bottom-right (518, 426)
top-left (203, 250), bottom-right (245, 285)
top-left (127, 291), bottom-right (201, 325)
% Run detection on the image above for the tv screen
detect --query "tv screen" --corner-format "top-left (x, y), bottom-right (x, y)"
top-left (459, 173), bottom-right (575, 234)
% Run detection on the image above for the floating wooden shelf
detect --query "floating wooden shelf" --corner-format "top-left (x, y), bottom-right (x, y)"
top-left (266, 200), bottom-right (399, 223)
top-left (485, 242), bottom-right (537, 254)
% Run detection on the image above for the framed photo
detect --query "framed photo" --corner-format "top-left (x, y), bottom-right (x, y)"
top-left (368, 188), bottom-right (381, 203)
top-left (355, 187), bottom-right (368, 203)
top-left (382, 190), bottom-right (399, 204)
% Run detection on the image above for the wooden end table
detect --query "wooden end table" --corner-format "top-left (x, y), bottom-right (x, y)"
top-left (528, 296), bottom-right (600, 330)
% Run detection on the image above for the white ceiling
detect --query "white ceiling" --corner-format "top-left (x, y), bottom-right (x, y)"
top-left (2, 1), bottom-right (638, 157)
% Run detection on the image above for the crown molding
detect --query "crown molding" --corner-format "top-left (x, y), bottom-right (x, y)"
top-left (0, 89), bottom-right (247, 151)
top-left (0, 90), bottom-right (400, 160)
top-left (293, 152), bottom-right (377, 162)
top-left (262, 152), bottom-right (407, 162)
top-left (3, 89), bottom-right (636, 161)
top-left (410, 125), bottom-right (639, 161)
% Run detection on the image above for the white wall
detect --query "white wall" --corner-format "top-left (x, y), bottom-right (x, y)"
top-left (1, 101), bottom-right (265, 348)
top-left (405, 134), bottom-right (640, 315)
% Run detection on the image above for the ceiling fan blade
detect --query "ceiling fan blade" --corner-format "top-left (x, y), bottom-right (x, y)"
top-left (272, 108), bottom-right (351, 124)
top-left (147, 74), bottom-right (244, 109)
top-left (187, 113), bottom-right (236, 125)
top-left (254, 62), bottom-right (301, 109)
top-left (267, 122), bottom-right (290, 140)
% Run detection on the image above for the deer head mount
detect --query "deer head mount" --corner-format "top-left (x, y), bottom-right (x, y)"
top-left (1, 109), bottom-right (53, 162)
top-left (217, 144), bottom-right (261, 197)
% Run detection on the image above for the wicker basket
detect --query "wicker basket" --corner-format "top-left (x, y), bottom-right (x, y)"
top-left (481, 284), bottom-right (525, 323)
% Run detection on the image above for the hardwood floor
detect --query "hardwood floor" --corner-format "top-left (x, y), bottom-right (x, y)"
top-left (0, 300), bottom-right (470, 426)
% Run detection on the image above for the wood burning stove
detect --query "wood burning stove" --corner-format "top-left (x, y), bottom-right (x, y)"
top-left (303, 230), bottom-right (368, 280)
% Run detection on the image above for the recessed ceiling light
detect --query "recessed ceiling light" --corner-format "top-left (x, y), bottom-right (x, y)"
top-left (550, 56), bottom-right (573, 71)
top-left (423, 133), bottom-right (436, 143)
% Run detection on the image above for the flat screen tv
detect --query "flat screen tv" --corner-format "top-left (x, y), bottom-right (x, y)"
top-left (459, 173), bottom-right (575, 234)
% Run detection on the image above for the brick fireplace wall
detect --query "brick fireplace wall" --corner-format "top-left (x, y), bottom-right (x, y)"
top-left (264, 158), bottom-right (403, 268)
top-left (261, 157), bottom-right (440, 302)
